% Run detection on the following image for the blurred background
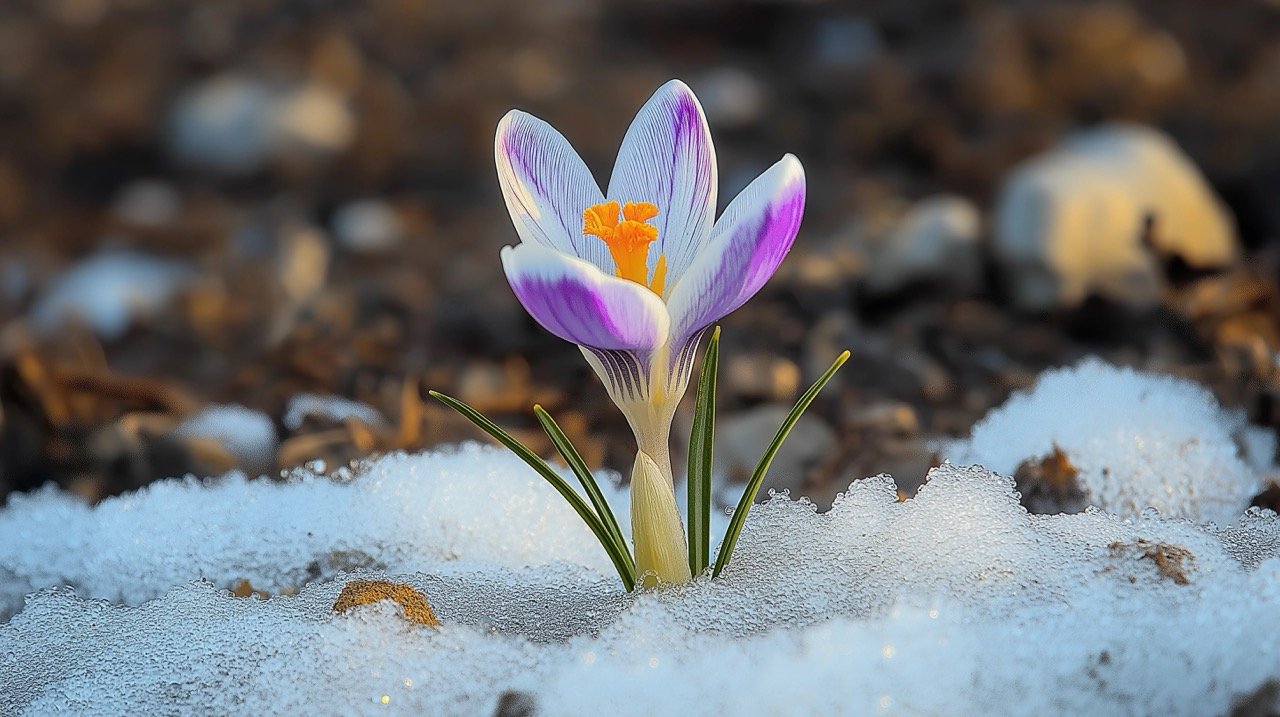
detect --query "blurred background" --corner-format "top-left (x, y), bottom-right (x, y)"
top-left (1, 0), bottom-right (1278, 508)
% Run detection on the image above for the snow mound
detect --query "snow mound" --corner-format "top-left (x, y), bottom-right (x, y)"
top-left (947, 359), bottom-right (1272, 524)
top-left (0, 444), bottom-right (627, 617)
top-left (2, 448), bottom-right (1280, 715)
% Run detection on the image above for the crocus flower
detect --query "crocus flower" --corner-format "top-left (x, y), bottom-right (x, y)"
top-left (495, 80), bottom-right (805, 583)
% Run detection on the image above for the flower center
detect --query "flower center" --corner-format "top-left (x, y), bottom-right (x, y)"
top-left (582, 200), bottom-right (667, 296)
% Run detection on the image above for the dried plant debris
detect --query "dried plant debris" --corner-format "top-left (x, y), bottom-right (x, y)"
top-left (1229, 679), bottom-right (1280, 717)
top-left (1013, 445), bottom-right (1088, 514)
top-left (332, 579), bottom-right (440, 627)
top-left (1109, 539), bottom-right (1195, 585)
top-left (229, 579), bottom-right (269, 600)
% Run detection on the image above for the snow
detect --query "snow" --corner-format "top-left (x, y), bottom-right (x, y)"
top-left (28, 249), bottom-right (195, 339)
top-left (0, 444), bottom-right (626, 617)
top-left (2, 361), bottom-right (1279, 715)
top-left (947, 358), bottom-right (1273, 524)
top-left (173, 404), bottom-right (279, 471)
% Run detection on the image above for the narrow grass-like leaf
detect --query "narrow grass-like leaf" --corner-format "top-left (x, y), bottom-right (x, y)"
top-left (429, 390), bottom-right (636, 591)
top-left (687, 326), bottom-right (721, 576)
top-left (533, 404), bottom-right (633, 575)
top-left (712, 350), bottom-right (851, 578)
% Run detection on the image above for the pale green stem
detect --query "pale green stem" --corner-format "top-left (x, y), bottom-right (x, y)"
top-left (630, 451), bottom-right (692, 587)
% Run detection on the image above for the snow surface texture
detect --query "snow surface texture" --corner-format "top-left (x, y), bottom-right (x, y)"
top-left (2, 447), bottom-right (1280, 715)
top-left (948, 358), bottom-right (1274, 525)
top-left (0, 445), bottom-right (626, 617)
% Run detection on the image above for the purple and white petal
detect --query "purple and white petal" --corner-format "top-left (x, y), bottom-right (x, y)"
top-left (665, 154), bottom-right (805, 345)
top-left (501, 242), bottom-right (670, 352)
top-left (606, 80), bottom-right (717, 287)
top-left (495, 111), bottom-right (612, 270)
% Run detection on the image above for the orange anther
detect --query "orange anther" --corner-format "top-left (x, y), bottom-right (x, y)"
top-left (583, 200), bottom-right (666, 295)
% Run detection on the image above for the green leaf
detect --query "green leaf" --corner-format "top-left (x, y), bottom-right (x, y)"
top-left (428, 390), bottom-right (636, 591)
top-left (687, 326), bottom-right (721, 576)
top-left (533, 405), bottom-right (633, 575)
top-left (711, 350), bottom-right (850, 578)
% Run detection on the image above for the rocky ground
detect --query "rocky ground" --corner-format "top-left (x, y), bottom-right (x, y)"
top-left (0, 0), bottom-right (1277, 510)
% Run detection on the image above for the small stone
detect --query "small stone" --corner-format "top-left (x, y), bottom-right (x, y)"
top-left (167, 75), bottom-right (275, 174)
top-left (29, 249), bottom-right (196, 340)
top-left (167, 76), bottom-right (355, 175)
top-left (861, 195), bottom-right (982, 295)
top-left (173, 404), bottom-right (278, 475)
top-left (723, 354), bottom-right (801, 402)
top-left (283, 393), bottom-right (387, 432)
top-left (717, 405), bottom-right (837, 496)
top-left (112, 180), bottom-right (182, 227)
top-left (332, 579), bottom-right (440, 627)
top-left (332, 200), bottom-right (403, 253)
top-left (806, 16), bottom-right (881, 77)
top-left (694, 67), bottom-right (765, 128)
top-left (846, 401), bottom-right (919, 436)
top-left (271, 84), bottom-right (356, 157)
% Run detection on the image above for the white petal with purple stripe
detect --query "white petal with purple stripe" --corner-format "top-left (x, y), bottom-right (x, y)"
top-left (495, 111), bottom-right (612, 271)
top-left (607, 80), bottom-right (717, 288)
top-left (666, 154), bottom-right (806, 345)
top-left (500, 243), bottom-right (670, 352)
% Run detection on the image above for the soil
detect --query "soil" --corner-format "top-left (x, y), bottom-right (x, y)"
top-left (0, 0), bottom-right (1277, 508)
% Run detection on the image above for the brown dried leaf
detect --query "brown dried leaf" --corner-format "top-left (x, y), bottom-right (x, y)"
top-left (332, 579), bottom-right (439, 627)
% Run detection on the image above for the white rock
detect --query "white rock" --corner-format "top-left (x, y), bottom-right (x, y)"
top-left (167, 76), bottom-right (354, 174)
top-left (994, 124), bottom-right (1238, 309)
top-left (863, 194), bottom-right (982, 294)
top-left (946, 358), bottom-right (1270, 524)
top-left (694, 67), bottom-right (766, 129)
top-left (167, 76), bottom-right (276, 174)
top-left (332, 200), bottom-right (403, 253)
top-left (28, 249), bottom-right (194, 339)
top-left (111, 180), bottom-right (181, 227)
top-left (270, 84), bottom-right (355, 157)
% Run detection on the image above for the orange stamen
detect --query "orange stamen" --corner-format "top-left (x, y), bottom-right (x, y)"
top-left (649, 254), bottom-right (667, 296)
top-left (583, 200), bottom-right (667, 294)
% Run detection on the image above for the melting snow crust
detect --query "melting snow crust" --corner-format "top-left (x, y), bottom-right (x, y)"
top-left (2, 361), bottom-right (1279, 716)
